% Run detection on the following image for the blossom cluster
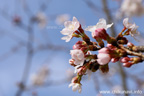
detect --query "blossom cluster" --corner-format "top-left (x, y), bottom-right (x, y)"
top-left (117, 0), bottom-right (144, 18)
top-left (60, 17), bottom-right (144, 93)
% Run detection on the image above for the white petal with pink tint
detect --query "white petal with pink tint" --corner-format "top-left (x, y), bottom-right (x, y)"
top-left (61, 17), bottom-right (80, 42)
top-left (97, 53), bottom-right (111, 65)
top-left (70, 49), bottom-right (85, 66)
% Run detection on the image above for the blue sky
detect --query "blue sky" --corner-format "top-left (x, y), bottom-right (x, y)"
top-left (0, 0), bottom-right (144, 96)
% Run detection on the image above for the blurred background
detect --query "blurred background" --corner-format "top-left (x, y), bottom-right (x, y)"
top-left (0, 0), bottom-right (144, 96)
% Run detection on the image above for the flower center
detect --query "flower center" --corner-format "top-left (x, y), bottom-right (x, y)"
top-left (69, 25), bottom-right (75, 30)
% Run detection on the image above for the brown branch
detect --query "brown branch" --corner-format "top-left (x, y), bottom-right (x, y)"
top-left (120, 45), bottom-right (144, 59)
top-left (101, 0), bottom-right (129, 96)
top-left (16, 21), bottom-right (34, 96)
top-left (130, 46), bottom-right (144, 52)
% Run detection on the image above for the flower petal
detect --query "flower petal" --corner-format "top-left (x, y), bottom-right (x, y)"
top-left (61, 35), bottom-right (72, 42)
top-left (85, 26), bottom-right (96, 32)
top-left (106, 23), bottom-right (113, 30)
top-left (97, 53), bottom-right (111, 65)
top-left (60, 28), bottom-right (70, 35)
top-left (64, 21), bottom-right (73, 28)
top-left (73, 16), bottom-right (78, 22)
top-left (95, 18), bottom-right (107, 29)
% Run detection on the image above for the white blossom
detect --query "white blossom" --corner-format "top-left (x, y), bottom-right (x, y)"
top-left (36, 12), bottom-right (47, 28)
top-left (123, 18), bottom-right (140, 36)
top-left (85, 18), bottom-right (113, 33)
top-left (31, 66), bottom-right (49, 86)
top-left (70, 49), bottom-right (85, 66)
top-left (69, 83), bottom-right (82, 93)
top-left (61, 16), bottom-right (80, 42)
top-left (119, 0), bottom-right (144, 17)
top-left (55, 14), bottom-right (70, 25)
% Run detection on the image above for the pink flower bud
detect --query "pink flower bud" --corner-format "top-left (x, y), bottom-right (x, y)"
top-left (107, 44), bottom-right (117, 50)
top-left (97, 53), bottom-right (111, 65)
top-left (98, 48), bottom-right (110, 54)
top-left (73, 41), bottom-right (86, 50)
top-left (120, 57), bottom-right (130, 63)
top-left (111, 58), bottom-right (119, 63)
top-left (123, 62), bottom-right (133, 68)
top-left (92, 28), bottom-right (109, 40)
top-left (80, 47), bottom-right (88, 54)
top-left (77, 67), bottom-right (87, 75)
top-left (127, 42), bottom-right (134, 48)
top-left (69, 59), bottom-right (75, 64)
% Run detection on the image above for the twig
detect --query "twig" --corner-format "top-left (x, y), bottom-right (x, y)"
top-left (15, 21), bottom-right (34, 96)
top-left (101, 0), bottom-right (129, 96)
top-left (120, 45), bottom-right (144, 59)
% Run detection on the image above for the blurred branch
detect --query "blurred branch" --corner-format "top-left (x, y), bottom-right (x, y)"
top-left (83, 0), bottom-right (103, 18)
top-left (83, 0), bottom-right (101, 12)
top-left (101, 1), bottom-right (128, 96)
top-left (34, 44), bottom-right (70, 53)
top-left (0, 29), bottom-right (26, 42)
top-left (22, 0), bottom-right (33, 17)
top-left (16, 21), bottom-right (34, 96)
top-left (0, 42), bottom-right (25, 62)
top-left (102, 0), bottom-right (116, 37)
top-left (128, 74), bottom-right (144, 90)
top-left (92, 74), bottom-right (100, 93)
top-left (39, 0), bottom-right (52, 12)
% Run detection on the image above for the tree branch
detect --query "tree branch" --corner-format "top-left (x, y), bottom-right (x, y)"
top-left (101, 0), bottom-right (129, 96)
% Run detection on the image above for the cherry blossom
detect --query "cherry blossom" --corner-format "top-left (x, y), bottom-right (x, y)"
top-left (85, 18), bottom-right (113, 32)
top-left (31, 66), bottom-right (49, 86)
top-left (120, 0), bottom-right (144, 17)
top-left (36, 12), bottom-right (47, 28)
top-left (61, 17), bottom-right (80, 42)
top-left (69, 83), bottom-right (82, 93)
top-left (60, 16), bottom-right (144, 93)
top-left (70, 49), bottom-right (85, 66)
top-left (55, 14), bottom-right (70, 25)
top-left (123, 18), bottom-right (139, 37)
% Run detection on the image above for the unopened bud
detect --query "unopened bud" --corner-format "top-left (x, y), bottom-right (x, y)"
top-left (73, 41), bottom-right (87, 50)
top-left (69, 59), bottom-right (76, 66)
top-left (132, 57), bottom-right (142, 63)
top-left (123, 62), bottom-right (133, 68)
top-left (81, 47), bottom-right (88, 54)
top-left (120, 57), bottom-right (130, 63)
top-left (111, 58), bottom-right (119, 63)
top-left (127, 42), bottom-right (134, 48)
top-left (92, 28), bottom-right (109, 40)
top-left (117, 37), bottom-right (128, 44)
top-left (107, 44), bottom-right (117, 50)
top-left (98, 47), bottom-right (110, 54)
